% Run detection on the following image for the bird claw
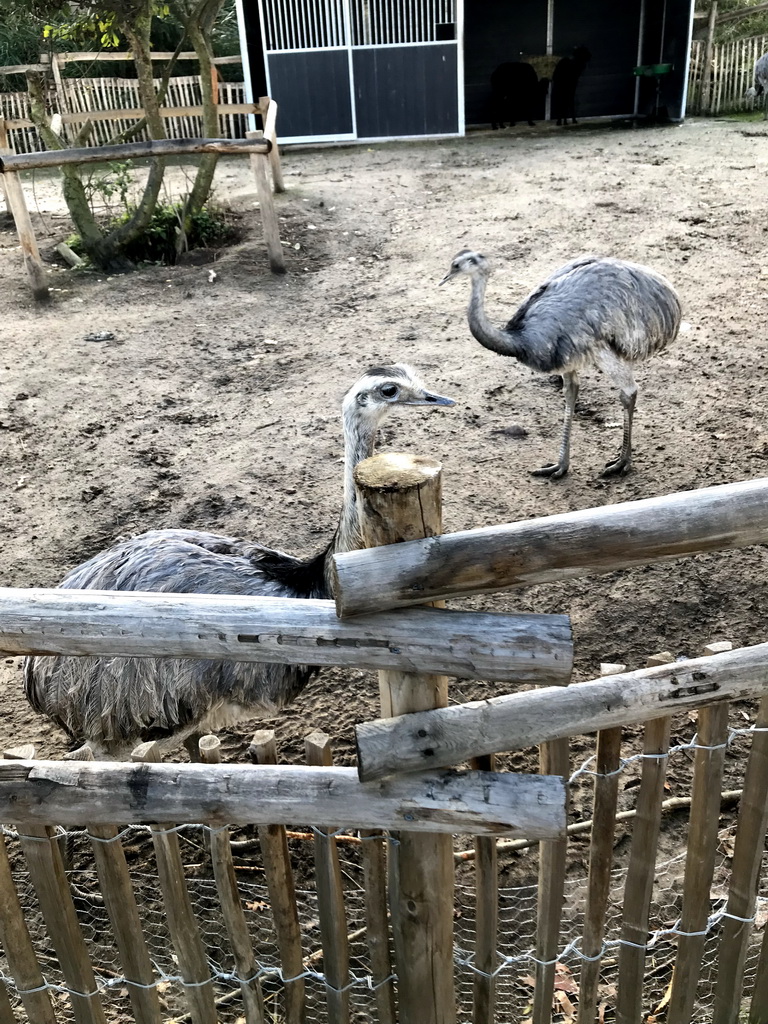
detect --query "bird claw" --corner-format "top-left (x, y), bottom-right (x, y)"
top-left (531, 462), bottom-right (569, 480)
top-left (601, 457), bottom-right (632, 478)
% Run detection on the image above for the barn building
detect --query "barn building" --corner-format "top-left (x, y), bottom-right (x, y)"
top-left (234, 0), bottom-right (696, 144)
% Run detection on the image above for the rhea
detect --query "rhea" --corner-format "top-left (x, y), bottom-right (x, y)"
top-left (24, 366), bottom-right (454, 759)
top-left (441, 250), bottom-right (681, 478)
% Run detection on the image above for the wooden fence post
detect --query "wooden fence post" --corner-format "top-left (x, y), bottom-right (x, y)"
top-left (305, 731), bottom-right (350, 1024)
top-left (0, 148), bottom-right (49, 301)
top-left (130, 742), bottom-right (218, 1024)
top-left (248, 731), bottom-right (306, 1024)
top-left (259, 96), bottom-right (285, 192)
top-left (472, 753), bottom-right (497, 1024)
top-left (5, 745), bottom-right (108, 1024)
top-left (359, 829), bottom-right (396, 1024)
top-left (245, 129), bottom-right (285, 273)
top-left (198, 735), bottom-right (266, 1024)
top-left (354, 452), bottom-right (456, 1024)
top-left (577, 665), bottom-right (624, 1023)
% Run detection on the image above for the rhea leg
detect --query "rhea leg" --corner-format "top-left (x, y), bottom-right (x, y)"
top-left (531, 371), bottom-right (578, 480)
top-left (602, 365), bottom-right (638, 477)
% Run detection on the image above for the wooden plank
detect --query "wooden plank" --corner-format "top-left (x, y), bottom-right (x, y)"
top-left (130, 742), bottom-right (217, 1024)
top-left (0, 137), bottom-right (269, 172)
top-left (355, 453), bottom-right (456, 1024)
top-left (615, 709), bottom-right (672, 1024)
top-left (471, 754), bottom-right (497, 1024)
top-left (304, 732), bottom-right (350, 1024)
top-left (332, 476), bottom-right (768, 617)
top-left (0, 586), bottom-right (573, 686)
top-left (0, 63), bottom-right (48, 74)
top-left (0, 830), bottom-right (58, 1024)
top-left (198, 736), bottom-right (265, 1024)
top-left (0, 759), bottom-right (565, 836)
top-left (532, 738), bottom-right (569, 1024)
top-left (713, 695), bottom-right (768, 1024)
top-left (58, 103), bottom-right (258, 124)
top-left (260, 97), bottom-right (285, 192)
top-left (354, 641), bottom-right (768, 780)
top-left (246, 129), bottom-right (286, 273)
top-left (247, 731), bottom-right (305, 1024)
top-left (359, 829), bottom-right (395, 1024)
top-left (666, 703), bottom-right (730, 1024)
top-left (51, 51), bottom-right (242, 64)
top-left (0, 148), bottom-right (49, 301)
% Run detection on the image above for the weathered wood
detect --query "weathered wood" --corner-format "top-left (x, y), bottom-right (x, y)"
top-left (356, 452), bottom-right (456, 1024)
top-left (0, 137), bottom-right (269, 173)
top-left (615, 712), bottom-right (673, 1024)
top-left (354, 642), bottom-right (768, 780)
top-left (304, 733), bottom-right (350, 1024)
top-left (198, 736), bottom-right (265, 1024)
top-left (0, 981), bottom-right (14, 1024)
top-left (359, 830), bottom-right (396, 1024)
top-left (246, 129), bottom-right (285, 273)
top-left (50, 50), bottom-right (243, 64)
top-left (260, 97), bottom-right (285, 192)
top-left (471, 754), bottom-right (497, 1024)
top-left (247, 732), bottom-right (305, 1024)
top-left (750, 912), bottom-right (768, 1023)
top-left (55, 241), bottom-right (84, 267)
top-left (0, 759), bottom-right (565, 836)
top-left (713, 696), bottom-right (768, 1024)
top-left (666, 703), bottom-right (730, 1024)
top-left (332, 476), bottom-right (768, 617)
top-left (578, 723), bottom-right (622, 1023)
top-left (532, 738), bottom-right (569, 1024)
top-left (0, 149), bottom-right (49, 301)
top-left (0, 830), bottom-right (58, 1024)
top-left (130, 742), bottom-right (217, 1024)
top-left (60, 104), bottom-right (258, 123)
top-left (0, 585), bottom-right (573, 686)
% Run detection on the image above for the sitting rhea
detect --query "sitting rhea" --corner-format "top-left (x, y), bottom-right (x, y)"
top-left (24, 365), bottom-right (454, 759)
top-left (441, 250), bottom-right (681, 478)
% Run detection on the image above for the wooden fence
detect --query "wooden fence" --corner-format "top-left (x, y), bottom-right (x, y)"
top-left (687, 33), bottom-right (768, 114)
top-left (3, 459), bottom-right (768, 1022)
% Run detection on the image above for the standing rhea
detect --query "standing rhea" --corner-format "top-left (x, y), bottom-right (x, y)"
top-left (24, 366), bottom-right (454, 758)
top-left (441, 250), bottom-right (681, 478)
top-left (746, 52), bottom-right (768, 118)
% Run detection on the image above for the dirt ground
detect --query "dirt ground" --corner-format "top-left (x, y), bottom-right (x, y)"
top-left (3, 114), bottom-right (768, 813)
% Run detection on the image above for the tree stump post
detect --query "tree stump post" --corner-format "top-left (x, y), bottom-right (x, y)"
top-left (0, 147), bottom-right (49, 301)
top-left (353, 452), bottom-right (455, 1024)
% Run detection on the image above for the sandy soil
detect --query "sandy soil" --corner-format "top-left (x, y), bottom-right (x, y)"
top-left (3, 114), bottom-right (768, 815)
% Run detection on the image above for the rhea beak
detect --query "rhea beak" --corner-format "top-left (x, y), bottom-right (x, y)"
top-left (439, 268), bottom-right (457, 286)
top-left (406, 391), bottom-right (455, 407)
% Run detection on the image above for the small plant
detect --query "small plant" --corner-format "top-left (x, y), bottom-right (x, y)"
top-left (83, 161), bottom-right (134, 217)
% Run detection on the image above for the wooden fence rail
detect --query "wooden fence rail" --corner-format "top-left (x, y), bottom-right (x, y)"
top-left (688, 33), bottom-right (768, 114)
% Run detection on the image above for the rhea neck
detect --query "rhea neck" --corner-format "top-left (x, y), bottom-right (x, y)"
top-left (466, 268), bottom-right (524, 358)
top-left (333, 402), bottom-right (381, 557)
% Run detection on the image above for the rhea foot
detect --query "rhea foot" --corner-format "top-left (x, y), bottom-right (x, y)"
top-left (601, 455), bottom-right (632, 478)
top-left (531, 462), bottom-right (569, 480)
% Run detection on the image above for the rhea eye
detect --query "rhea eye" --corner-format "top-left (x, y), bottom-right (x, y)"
top-left (380, 384), bottom-right (399, 399)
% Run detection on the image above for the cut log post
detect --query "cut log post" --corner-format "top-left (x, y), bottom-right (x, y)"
top-left (666, 702), bottom-right (730, 1024)
top-left (714, 694), bottom-right (768, 1024)
top-left (577, 664), bottom-right (624, 1023)
top-left (355, 452), bottom-right (456, 1024)
top-left (198, 735), bottom-right (265, 1024)
top-left (247, 731), bottom-right (305, 1024)
top-left (0, 585), bottom-right (573, 686)
top-left (304, 732), bottom-right (350, 1024)
top-left (0, 148), bottom-right (49, 301)
top-left (4, 744), bottom-right (108, 1024)
top-left (259, 96), bottom-right (285, 192)
top-left (354, 641), bottom-right (768, 780)
top-left (0, 759), bottom-right (564, 837)
top-left (332, 477), bottom-right (768, 617)
top-left (130, 742), bottom-right (218, 1024)
top-left (0, 137), bottom-right (270, 172)
top-left (532, 738), bottom-right (569, 1024)
top-left (246, 128), bottom-right (285, 273)
top-left (471, 753), bottom-right (497, 1024)
top-left (63, 745), bottom-right (163, 1024)
top-left (359, 829), bottom-right (396, 1024)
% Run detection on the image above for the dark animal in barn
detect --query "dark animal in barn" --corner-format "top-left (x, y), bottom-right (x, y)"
top-left (23, 366), bottom-right (455, 759)
top-left (441, 249), bottom-right (681, 479)
top-left (490, 61), bottom-right (547, 128)
top-left (746, 52), bottom-right (768, 119)
top-left (551, 46), bottom-right (591, 126)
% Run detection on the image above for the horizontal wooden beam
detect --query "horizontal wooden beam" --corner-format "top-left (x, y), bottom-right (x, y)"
top-left (355, 642), bottom-right (768, 780)
top-left (0, 760), bottom-right (566, 837)
top-left (47, 51), bottom-right (243, 64)
top-left (0, 587), bottom-right (573, 684)
top-left (60, 103), bottom-right (258, 123)
top-left (0, 136), bottom-right (270, 172)
top-left (0, 64), bottom-right (48, 75)
top-left (333, 477), bottom-right (768, 617)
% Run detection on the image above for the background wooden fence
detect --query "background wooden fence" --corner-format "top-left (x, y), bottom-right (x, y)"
top-left (687, 33), bottom-right (768, 114)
